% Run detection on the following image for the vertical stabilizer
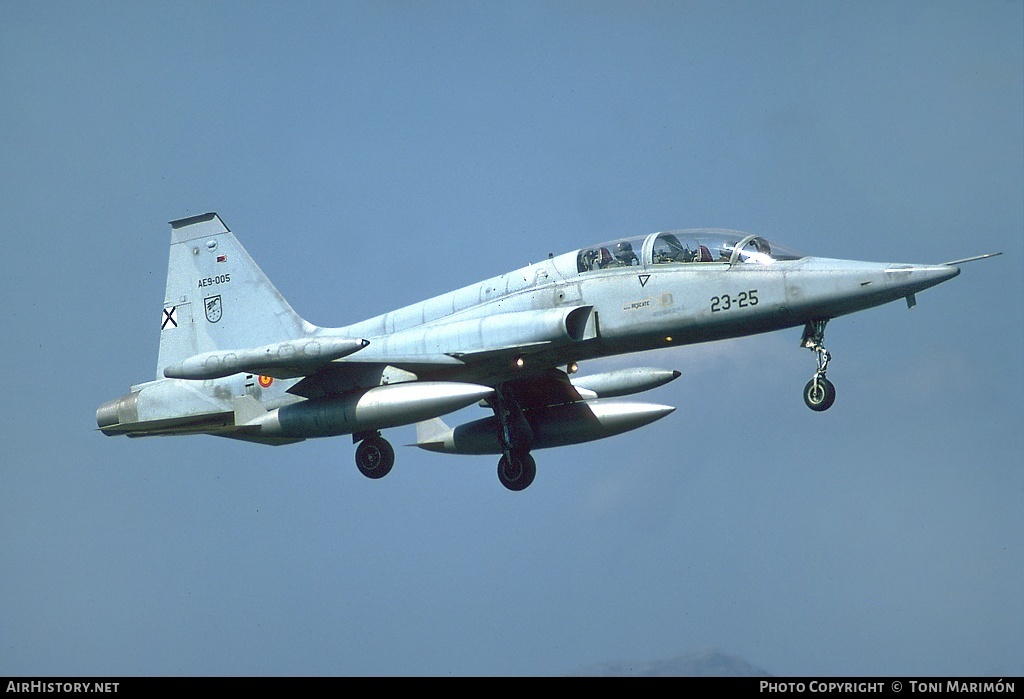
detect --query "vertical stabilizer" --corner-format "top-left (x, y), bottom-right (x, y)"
top-left (156, 213), bottom-right (314, 379)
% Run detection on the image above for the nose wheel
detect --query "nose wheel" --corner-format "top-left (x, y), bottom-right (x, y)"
top-left (803, 376), bottom-right (836, 411)
top-left (801, 320), bottom-right (836, 412)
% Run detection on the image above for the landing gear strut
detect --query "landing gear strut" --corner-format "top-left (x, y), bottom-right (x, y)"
top-left (354, 432), bottom-right (395, 479)
top-left (801, 320), bottom-right (836, 412)
top-left (492, 386), bottom-right (536, 491)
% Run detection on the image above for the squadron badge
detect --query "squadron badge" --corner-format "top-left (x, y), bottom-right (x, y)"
top-left (204, 295), bottom-right (222, 323)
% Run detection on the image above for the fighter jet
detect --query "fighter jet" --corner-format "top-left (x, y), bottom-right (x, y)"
top-left (97, 213), bottom-right (998, 490)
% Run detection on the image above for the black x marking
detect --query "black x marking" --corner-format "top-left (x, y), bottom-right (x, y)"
top-left (162, 306), bottom-right (177, 329)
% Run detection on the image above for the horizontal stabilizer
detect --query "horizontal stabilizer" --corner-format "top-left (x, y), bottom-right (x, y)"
top-left (164, 337), bottom-right (369, 380)
top-left (99, 410), bottom-right (234, 437)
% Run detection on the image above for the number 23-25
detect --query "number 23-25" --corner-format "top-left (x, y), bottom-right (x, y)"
top-left (711, 289), bottom-right (758, 313)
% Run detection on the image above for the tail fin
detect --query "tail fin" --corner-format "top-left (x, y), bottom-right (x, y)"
top-left (156, 213), bottom-right (315, 379)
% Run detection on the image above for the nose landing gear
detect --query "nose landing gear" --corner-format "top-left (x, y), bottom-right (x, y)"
top-left (801, 320), bottom-right (836, 412)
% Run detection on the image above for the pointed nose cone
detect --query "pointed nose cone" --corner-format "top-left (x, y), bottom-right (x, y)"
top-left (885, 264), bottom-right (960, 297)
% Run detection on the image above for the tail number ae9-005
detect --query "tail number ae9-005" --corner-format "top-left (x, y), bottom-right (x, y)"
top-left (198, 274), bottom-right (231, 288)
top-left (710, 289), bottom-right (758, 313)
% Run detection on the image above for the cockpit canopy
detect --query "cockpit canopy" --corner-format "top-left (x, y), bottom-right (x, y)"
top-left (576, 229), bottom-right (804, 273)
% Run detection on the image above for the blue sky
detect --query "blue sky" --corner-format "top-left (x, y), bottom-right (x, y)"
top-left (1, 1), bottom-right (1021, 676)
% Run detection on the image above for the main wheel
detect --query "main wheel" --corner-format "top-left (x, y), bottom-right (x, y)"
top-left (355, 436), bottom-right (395, 479)
top-left (497, 452), bottom-right (536, 491)
top-left (803, 377), bottom-right (836, 412)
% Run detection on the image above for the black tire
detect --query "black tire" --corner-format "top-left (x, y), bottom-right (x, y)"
top-left (497, 452), bottom-right (536, 491)
top-left (355, 436), bottom-right (395, 479)
top-left (803, 377), bottom-right (836, 412)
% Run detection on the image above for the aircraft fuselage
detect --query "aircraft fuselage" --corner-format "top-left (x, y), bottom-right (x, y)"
top-left (335, 251), bottom-right (958, 385)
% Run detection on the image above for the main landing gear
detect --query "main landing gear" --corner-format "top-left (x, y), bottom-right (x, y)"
top-left (801, 320), bottom-right (836, 412)
top-left (492, 386), bottom-right (537, 491)
top-left (354, 431), bottom-right (395, 479)
top-left (498, 451), bottom-right (536, 491)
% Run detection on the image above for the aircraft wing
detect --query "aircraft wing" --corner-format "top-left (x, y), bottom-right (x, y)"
top-left (278, 303), bottom-right (599, 398)
top-left (494, 369), bottom-right (587, 409)
top-left (285, 343), bottom-right (567, 400)
top-left (287, 355), bottom-right (465, 399)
